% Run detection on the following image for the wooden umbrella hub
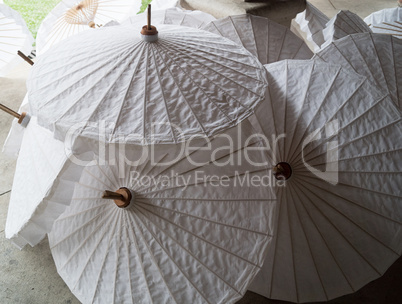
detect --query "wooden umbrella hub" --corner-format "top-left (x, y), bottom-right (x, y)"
top-left (140, 4), bottom-right (158, 42)
top-left (102, 187), bottom-right (132, 208)
top-left (273, 162), bottom-right (292, 181)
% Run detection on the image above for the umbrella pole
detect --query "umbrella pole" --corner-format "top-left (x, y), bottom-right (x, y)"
top-left (0, 103), bottom-right (31, 127)
top-left (17, 51), bottom-right (34, 66)
top-left (147, 4), bottom-right (151, 30)
top-left (102, 188), bottom-right (132, 208)
top-left (273, 162), bottom-right (292, 181)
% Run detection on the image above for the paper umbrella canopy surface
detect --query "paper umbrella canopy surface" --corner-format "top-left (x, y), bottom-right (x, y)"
top-left (47, 120), bottom-right (276, 304)
top-left (247, 60), bottom-right (402, 302)
top-left (27, 24), bottom-right (268, 145)
top-left (202, 14), bottom-right (313, 65)
top-left (314, 32), bottom-right (402, 111)
top-left (364, 7), bottom-right (402, 38)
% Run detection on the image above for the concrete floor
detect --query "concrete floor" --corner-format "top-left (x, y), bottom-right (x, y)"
top-left (0, 0), bottom-right (401, 303)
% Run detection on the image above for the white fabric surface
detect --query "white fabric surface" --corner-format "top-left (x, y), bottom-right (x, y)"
top-left (48, 120), bottom-right (276, 304)
top-left (320, 10), bottom-right (372, 50)
top-left (364, 7), bottom-right (402, 38)
top-left (292, 1), bottom-right (329, 52)
top-left (123, 7), bottom-right (216, 29)
top-left (151, 0), bottom-right (181, 10)
top-left (27, 24), bottom-right (268, 145)
top-left (202, 14), bottom-right (313, 65)
top-left (314, 33), bottom-right (402, 111)
top-left (5, 117), bottom-right (74, 249)
top-left (2, 94), bottom-right (29, 158)
top-left (36, 0), bottom-right (142, 56)
top-left (0, 3), bottom-right (33, 76)
top-left (248, 60), bottom-right (402, 302)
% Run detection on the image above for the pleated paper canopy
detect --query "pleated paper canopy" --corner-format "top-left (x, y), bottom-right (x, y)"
top-left (248, 60), bottom-right (402, 302)
top-left (202, 14), bottom-right (313, 65)
top-left (0, 3), bottom-right (33, 76)
top-left (36, 0), bottom-right (142, 56)
top-left (320, 10), bottom-right (372, 50)
top-left (48, 120), bottom-right (276, 304)
top-left (364, 7), bottom-right (402, 38)
top-left (5, 117), bottom-right (74, 249)
top-left (27, 24), bottom-right (268, 145)
top-left (314, 32), bottom-right (402, 111)
top-left (123, 7), bottom-right (215, 29)
top-left (292, 1), bottom-right (329, 51)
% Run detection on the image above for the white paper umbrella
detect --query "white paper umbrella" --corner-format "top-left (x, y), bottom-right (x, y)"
top-left (247, 60), bottom-right (402, 302)
top-left (27, 24), bottom-right (268, 145)
top-left (0, 3), bottom-right (33, 77)
top-left (202, 14), bottom-right (313, 65)
top-left (4, 117), bottom-right (76, 249)
top-left (320, 10), bottom-right (372, 50)
top-left (314, 32), bottom-right (402, 111)
top-left (364, 7), bottom-right (402, 38)
top-left (36, 0), bottom-right (142, 56)
top-left (292, 1), bottom-right (329, 51)
top-left (123, 7), bottom-right (216, 29)
top-left (48, 120), bottom-right (276, 304)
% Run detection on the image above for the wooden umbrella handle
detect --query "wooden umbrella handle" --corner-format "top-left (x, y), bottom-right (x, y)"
top-left (102, 188), bottom-right (132, 208)
top-left (17, 51), bottom-right (34, 66)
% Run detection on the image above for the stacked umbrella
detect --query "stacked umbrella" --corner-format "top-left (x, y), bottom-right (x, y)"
top-left (1, 3), bottom-right (402, 304)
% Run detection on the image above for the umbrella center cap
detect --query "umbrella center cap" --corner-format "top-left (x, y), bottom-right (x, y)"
top-left (273, 162), bottom-right (292, 181)
top-left (114, 187), bottom-right (132, 208)
top-left (141, 25), bottom-right (158, 42)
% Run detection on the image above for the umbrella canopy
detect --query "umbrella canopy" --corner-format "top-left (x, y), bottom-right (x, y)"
top-left (4, 117), bottom-right (76, 248)
top-left (314, 32), bottom-right (402, 111)
top-left (35, 0), bottom-right (142, 56)
top-left (320, 10), bottom-right (372, 50)
top-left (292, 1), bottom-right (329, 51)
top-left (0, 3), bottom-right (33, 77)
top-left (202, 14), bottom-right (313, 65)
top-left (48, 120), bottom-right (276, 304)
top-left (151, 0), bottom-right (180, 10)
top-left (364, 7), bottom-right (402, 38)
top-left (27, 24), bottom-right (268, 145)
top-left (247, 60), bottom-right (402, 302)
top-left (123, 7), bottom-right (216, 29)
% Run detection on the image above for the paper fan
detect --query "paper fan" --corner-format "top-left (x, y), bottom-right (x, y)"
top-left (27, 24), bottom-right (268, 145)
top-left (36, 0), bottom-right (142, 55)
top-left (248, 60), bottom-right (402, 302)
top-left (48, 120), bottom-right (276, 304)
top-left (202, 14), bottom-right (313, 65)
top-left (314, 32), bottom-right (402, 111)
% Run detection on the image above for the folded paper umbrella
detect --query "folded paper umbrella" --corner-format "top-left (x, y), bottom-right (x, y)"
top-left (202, 14), bottom-right (313, 65)
top-left (27, 16), bottom-right (268, 145)
top-left (0, 3), bottom-right (34, 76)
top-left (320, 10), bottom-right (372, 50)
top-left (314, 32), bottom-right (402, 111)
top-left (364, 7), bottom-right (402, 38)
top-left (47, 120), bottom-right (276, 304)
top-left (291, 1), bottom-right (329, 51)
top-left (123, 7), bottom-right (215, 29)
top-left (35, 0), bottom-right (142, 56)
top-left (247, 60), bottom-right (402, 302)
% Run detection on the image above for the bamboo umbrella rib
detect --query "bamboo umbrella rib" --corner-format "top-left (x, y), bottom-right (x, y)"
top-left (152, 42), bottom-right (235, 122)
top-left (135, 199), bottom-right (271, 236)
top-left (290, 182), bottom-right (356, 292)
top-left (296, 178), bottom-right (401, 256)
top-left (135, 203), bottom-right (244, 296)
